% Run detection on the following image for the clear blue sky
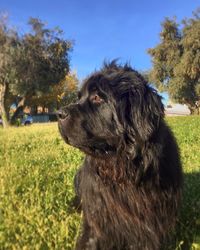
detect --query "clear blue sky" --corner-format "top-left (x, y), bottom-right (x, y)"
top-left (0, 0), bottom-right (199, 103)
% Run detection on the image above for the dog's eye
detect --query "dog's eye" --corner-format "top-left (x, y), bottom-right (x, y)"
top-left (90, 94), bottom-right (104, 104)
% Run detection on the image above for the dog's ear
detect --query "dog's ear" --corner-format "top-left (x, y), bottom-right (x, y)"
top-left (132, 85), bottom-right (164, 141)
top-left (118, 83), bottom-right (164, 142)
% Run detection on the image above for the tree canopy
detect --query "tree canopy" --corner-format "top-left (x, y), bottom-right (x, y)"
top-left (0, 15), bottom-right (73, 127)
top-left (27, 71), bottom-right (79, 111)
top-left (148, 9), bottom-right (200, 114)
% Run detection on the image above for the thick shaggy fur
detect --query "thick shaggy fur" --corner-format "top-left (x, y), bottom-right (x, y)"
top-left (58, 61), bottom-right (182, 250)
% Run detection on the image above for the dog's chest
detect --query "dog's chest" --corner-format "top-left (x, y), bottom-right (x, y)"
top-left (80, 162), bottom-right (135, 233)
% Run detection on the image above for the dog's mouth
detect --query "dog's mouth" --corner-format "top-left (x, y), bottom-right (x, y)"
top-left (72, 138), bottom-right (116, 157)
top-left (77, 143), bottom-right (116, 158)
top-left (58, 119), bottom-right (70, 144)
top-left (58, 123), bottom-right (116, 157)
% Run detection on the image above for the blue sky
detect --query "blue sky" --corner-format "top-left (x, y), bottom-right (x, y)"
top-left (0, 0), bottom-right (199, 104)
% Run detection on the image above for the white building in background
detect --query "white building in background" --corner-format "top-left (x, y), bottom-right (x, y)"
top-left (165, 103), bottom-right (190, 116)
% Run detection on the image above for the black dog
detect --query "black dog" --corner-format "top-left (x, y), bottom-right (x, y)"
top-left (58, 61), bottom-right (183, 250)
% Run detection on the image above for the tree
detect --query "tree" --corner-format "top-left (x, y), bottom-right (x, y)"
top-left (59, 71), bottom-right (79, 106)
top-left (0, 14), bottom-right (18, 127)
top-left (0, 16), bottom-right (73, 127)
top-left (10, 17), bottom-right (73, 123)
top-left (148, 9), bottom-right (200, 114)
top-left (27, 71), bottom-right (78, 112)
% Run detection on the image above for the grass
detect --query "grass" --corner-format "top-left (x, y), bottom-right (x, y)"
top-left (0, 124), bottom-right (83, 249)
top-left (0, 117), bottom-right (200, 249)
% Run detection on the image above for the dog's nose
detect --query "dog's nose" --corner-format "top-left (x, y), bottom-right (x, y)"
top-left (56, 109), bottom-right (69, 120)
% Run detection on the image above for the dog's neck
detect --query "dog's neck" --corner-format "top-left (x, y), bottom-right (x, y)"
top-left (85, 150), bottom-right (145, 186)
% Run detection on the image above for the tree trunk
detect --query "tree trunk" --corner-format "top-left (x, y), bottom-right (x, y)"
top-left (0, 83), bottom-right (9, 128)
top-left (188, 107), bottom-right (199, 115)
top-left (188, 104), bottom-right (199, 115)
top-left (10, 97), bottom-right (26, 125)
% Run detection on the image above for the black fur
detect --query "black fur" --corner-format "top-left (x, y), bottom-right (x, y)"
top-left (58, 61), bottom-right (183, 250)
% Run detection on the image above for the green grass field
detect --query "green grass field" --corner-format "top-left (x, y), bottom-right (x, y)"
top-left (0, 117), bottom-right (200, 250)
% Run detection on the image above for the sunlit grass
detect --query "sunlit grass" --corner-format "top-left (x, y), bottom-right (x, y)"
top-left (0, 123), bottom-right (83, 249)
top-left (0, 117), bottom-right (199, 249)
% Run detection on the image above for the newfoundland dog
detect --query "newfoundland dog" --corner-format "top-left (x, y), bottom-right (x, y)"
top-left (58, 61), bottom-right (182, 250)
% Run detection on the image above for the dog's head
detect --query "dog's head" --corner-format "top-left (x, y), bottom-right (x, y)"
top-left (58, 61), bottom-right (164, 158)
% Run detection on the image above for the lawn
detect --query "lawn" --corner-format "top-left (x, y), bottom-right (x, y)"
top-left (0, 117), bottom-right (200, 250)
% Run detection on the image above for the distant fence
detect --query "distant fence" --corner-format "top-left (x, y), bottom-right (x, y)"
top-left (32, 113), bottom-right (57, 123)
top-left (165, 111), bottom-right (190, 116)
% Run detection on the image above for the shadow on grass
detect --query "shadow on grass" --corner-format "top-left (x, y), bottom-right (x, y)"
top-left (167, 171), bottom-right (200, 250)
